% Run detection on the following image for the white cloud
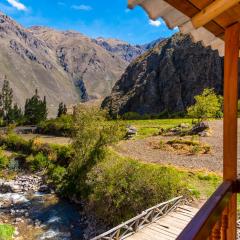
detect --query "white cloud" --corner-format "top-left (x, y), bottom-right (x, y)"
top-left (71, 4), bottom-right (92, 11)
top-left (6, 0), bottom-right (27, 11)
top-left (149, 19), bottom-right (161, 27)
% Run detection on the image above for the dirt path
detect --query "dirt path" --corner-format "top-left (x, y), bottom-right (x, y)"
top-left (19, 134), bottom-right (71, 145)
top-left (115, 120), bottom-right (240, 174)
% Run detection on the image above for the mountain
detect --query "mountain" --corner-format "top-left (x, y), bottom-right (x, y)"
top-left (102, 34), bottom-right (240, 116)
top-left (93, 37), bottom-right (164, 63)
top-left (30, 27), bottom-right (128, 99)
top-left (93, 37), bottom-right (146, 63)
top-left (0, 12), bottom-right (152, 116)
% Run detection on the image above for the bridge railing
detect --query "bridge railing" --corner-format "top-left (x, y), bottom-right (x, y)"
top-left (177, 180), bottom-right (237, 240)
top-left (91, 196), bottom-right (186, 240)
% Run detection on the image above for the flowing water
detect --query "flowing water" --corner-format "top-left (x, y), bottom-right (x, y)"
top-left (0, 174), bottom-right (88, 240)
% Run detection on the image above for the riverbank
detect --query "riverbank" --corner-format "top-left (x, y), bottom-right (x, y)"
top-left (0, 172), bottom-right (105, 240)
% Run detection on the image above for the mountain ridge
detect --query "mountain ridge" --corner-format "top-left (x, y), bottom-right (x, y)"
top-left (102, 33), bottom-right (240, 116)
top-left (0, 12), bottom-right (159, 116)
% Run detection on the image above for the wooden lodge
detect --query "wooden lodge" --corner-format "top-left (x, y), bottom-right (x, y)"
top-left (127, 0), bottom-right (240, 239)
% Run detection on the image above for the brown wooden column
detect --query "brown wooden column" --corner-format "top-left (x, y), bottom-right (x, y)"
top-left (223, 22), bottom-right (240, 240)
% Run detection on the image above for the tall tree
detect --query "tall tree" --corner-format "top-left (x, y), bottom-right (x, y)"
top-left (57, 102), bottom-right (67, 117)
top-left (0, 79), bottom-right (13, 119)
top-left (24, 89), bottom-right (48, 124)
top-left (6, 103), bottom-right (23, 124)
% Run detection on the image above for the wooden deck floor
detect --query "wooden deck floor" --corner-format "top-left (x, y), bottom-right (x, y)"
top-left (125, 205), bottom-right (199, 240)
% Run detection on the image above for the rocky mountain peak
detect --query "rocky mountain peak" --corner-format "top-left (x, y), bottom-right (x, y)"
top-left (102, 33), bottom-right (238, 116)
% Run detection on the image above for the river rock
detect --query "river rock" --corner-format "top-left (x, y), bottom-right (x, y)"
top-left (190, 122), bottom-right (209, 135)
top-left (38, 185), bottom-right (51, 194)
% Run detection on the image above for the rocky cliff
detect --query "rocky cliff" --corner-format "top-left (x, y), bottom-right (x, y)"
top-left (102, 34), bottom-right (239, 116)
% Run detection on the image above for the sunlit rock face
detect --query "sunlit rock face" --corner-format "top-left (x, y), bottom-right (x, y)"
top-left (102, 34), bottom-right (238, 116)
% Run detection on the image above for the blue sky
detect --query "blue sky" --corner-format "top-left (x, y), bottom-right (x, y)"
top-left (0, 0), bottom-right (178, 44)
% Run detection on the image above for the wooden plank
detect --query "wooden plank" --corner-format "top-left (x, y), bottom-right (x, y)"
top-left (139, 228), bottom-right (175, 240)
top-left (191, 0), bottom-right (240, 28)
top-left (223, 22), bottom-right (240, 240)
top-left (149, 224), bottom-right (180, 236)
top-left (174, 208), bottom-right (197, 217)
top-left (156, 216), bottom-right (188, 228)
top-left (178, 205), bottom-right (199, 213)
top-left (168, 212), bottom-right (193, 221)
top-left (175, 209), bottom-right (197, 217)
top-left (147, 225), bottom-right (177, 238)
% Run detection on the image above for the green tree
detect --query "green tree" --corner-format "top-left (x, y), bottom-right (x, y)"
top-left (5, 103), bottom-right (23, 124)
top-left (66, 105), bottom-right (125, 197)
top-left (187, 88), bottom-right (222, 122)
top-left (24, 89), bottom-right (48, 124)
top-left (57, 102), bottom-right (67, 118)
top-left (0, 79), bottom-right (13, 119)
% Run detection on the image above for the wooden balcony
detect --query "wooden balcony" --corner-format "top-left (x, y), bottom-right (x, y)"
top-left (177, 181), bottom-right (238, 239)
top-left (126, 1), bottom-right (240, 239)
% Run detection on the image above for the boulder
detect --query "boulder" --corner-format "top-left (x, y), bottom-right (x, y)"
top-left (190, 122), bottom-right (209, 135)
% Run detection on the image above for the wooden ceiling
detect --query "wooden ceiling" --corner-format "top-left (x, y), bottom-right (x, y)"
top-left (165, 0), bottom-right (240, 40)
top-left (128, 0), bottom-right (240, 56)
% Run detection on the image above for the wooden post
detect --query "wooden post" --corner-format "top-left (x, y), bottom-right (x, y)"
top-left (223, 22), bottom-right (240, 240)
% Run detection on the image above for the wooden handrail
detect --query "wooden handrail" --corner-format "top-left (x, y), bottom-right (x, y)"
top-left (177, 181), bottom-right (234, 240)
top-left (91, 196), bottom-right (185, 240)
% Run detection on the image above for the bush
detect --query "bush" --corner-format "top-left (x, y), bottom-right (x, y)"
top-left (122, 112), bottom-right (144, 120)
top-left (0, 224), bottom-right (14, 240)
top-left (187, 88), bottom-right (222, 122)
top-left (0, 134), bottom-right (30, 153)
top-left (38, 115), bottom-right (73, 136)
top-left (86, 152), bottom-right (189, 225)
top-left (0, 134), bottom-right (73, 167)
top-left (65, 106), bottom-right (125, 197)
top-left (47, 164), bottom-right (67, 192)
top-left (26, 152), bottom-right (48, 172)
top-left (0, 149), bottom-right (9, 169)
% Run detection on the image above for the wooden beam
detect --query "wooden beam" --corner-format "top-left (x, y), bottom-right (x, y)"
top-left (192, 0), bottom-right (240, 28)
top-left (223, 22), bottom-right (240, 240)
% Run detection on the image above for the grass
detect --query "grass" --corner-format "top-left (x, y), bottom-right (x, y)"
top-left (163, 138), bottom-right (211, 155)
top-left (110, 148), bottom-right (221, 200)
top-left (0, 224), bottom-right (14, 240)
top-left (120, 118), bottom-right (193, 139)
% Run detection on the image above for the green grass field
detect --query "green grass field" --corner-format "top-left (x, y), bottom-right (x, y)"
top-left (121, 118), bottom-right (193, 139)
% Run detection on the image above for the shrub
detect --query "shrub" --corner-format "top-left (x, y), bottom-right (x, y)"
top-left (187, 88), bottom-right (222, 122)
top-left (65, 106), bottom-right (125, 197)
top-left (86, 152), bottom-right (189, 225)
top-left (121, 112), bottom-right (143, 120)
top-left (47, 164), bottom-right (67, 192)
top-left (0, 134), bottom-right (30, 153)
top-left (8, 158), bottom-right (19, 171)
top-left (0, 150), bottom-right (9, 169)
top-left (0, 224), bottom-right (14, 240)
top-left (26, 152), bottom-right (48, 172)
top-left (37, 115), bottom-right (73, 136)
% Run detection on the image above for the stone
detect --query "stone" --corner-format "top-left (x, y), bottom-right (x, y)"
top-left (179, 123), bottom-right (190, 129)
top-left (38, 185), bottom-right (51, 194)
top-left (190, 122), bottom-right (209, 135)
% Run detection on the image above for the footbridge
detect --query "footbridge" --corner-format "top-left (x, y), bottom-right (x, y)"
top-left (91, 196), bottom-right (199, 240)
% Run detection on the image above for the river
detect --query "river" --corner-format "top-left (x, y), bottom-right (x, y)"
top-left (0, 174), bottom-right (92, 240)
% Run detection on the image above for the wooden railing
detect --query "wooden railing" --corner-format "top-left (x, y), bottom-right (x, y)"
top-left (177, 180), bottom-right (236, 240)
top-left (91, 196), bottom-right (185, 240)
